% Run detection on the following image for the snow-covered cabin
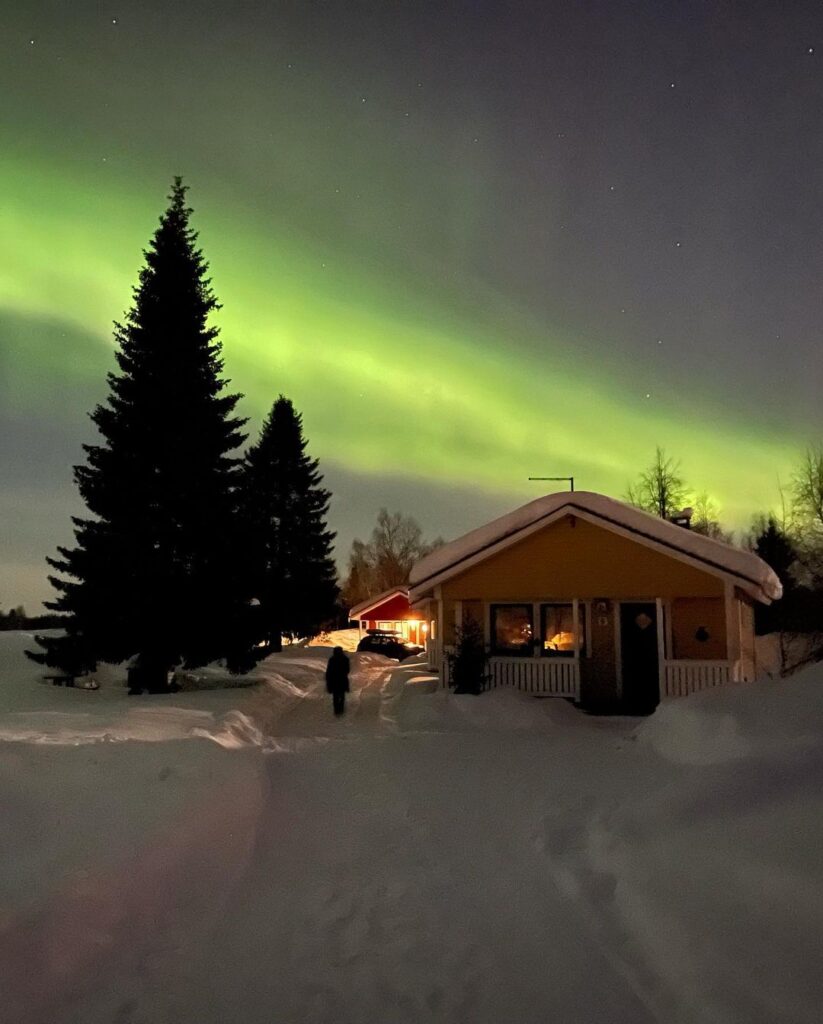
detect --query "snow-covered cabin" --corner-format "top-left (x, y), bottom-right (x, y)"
top-left (349, 588), bottom-right (427, 646)
top-left (409, 491), bottom-right (781, 711)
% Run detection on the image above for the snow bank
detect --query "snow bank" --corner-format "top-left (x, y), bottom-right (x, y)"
top-left (638, 665), bottom-right (823, 764)
top-left (307, 627), bottom-right (360, 651)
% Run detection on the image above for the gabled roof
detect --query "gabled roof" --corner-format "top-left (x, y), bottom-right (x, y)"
top-left (409, 491), bottom-right (782, 605)
top-left (349, 587), bottom-right (409, 620)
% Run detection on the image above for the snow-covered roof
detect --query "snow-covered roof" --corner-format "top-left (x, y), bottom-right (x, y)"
top-left (409, 491), bottom-right (782, 605)
top-left (349, 587), bottom-right (409, 620)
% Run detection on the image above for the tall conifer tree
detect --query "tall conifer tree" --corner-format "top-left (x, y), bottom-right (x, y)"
top-left (28, 179), bottom-right (250, 684)
top-left (240, 397), bottom-right (337, 653)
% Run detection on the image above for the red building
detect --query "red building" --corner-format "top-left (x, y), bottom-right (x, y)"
top-left (349, 588), bottom-right (428, 645)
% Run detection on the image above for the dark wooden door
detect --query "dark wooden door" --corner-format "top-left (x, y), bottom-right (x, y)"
top-left (619, 603), bottom-right (660, 713)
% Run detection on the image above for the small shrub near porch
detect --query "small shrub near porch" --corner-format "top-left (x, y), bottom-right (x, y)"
top-left (447, 620), bottom-right (489, 695)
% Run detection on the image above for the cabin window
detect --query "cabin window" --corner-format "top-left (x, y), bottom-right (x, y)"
top-left (491, 604), bottom-right (534, 655)
top-left (540, 603), bottom-right (583, 656)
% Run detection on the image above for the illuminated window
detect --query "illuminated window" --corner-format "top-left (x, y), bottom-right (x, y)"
top-left (540, 604), bottom-right (583, 657)
top-left (491, 604), bottom-right (533, 655)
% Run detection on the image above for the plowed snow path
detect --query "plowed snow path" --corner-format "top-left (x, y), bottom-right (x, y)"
top-left (65, 658), bottom-right (663, 1024)
top-left (101, 734), bottom-right (659, 1024)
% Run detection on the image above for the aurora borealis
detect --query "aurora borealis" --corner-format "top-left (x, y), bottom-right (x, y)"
top-left (2, 2), bottom-right (822, 610)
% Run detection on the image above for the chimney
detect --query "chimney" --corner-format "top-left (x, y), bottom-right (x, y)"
top-left (669, 507), bottom-right (693, 529)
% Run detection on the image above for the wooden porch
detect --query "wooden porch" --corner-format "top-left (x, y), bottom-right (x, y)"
top-left (426, 639), bottom-right (736, 702)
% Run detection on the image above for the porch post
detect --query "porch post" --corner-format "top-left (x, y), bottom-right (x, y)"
top-left (655, 597), bottom-right (666, 700)
top-left (435, 585), bottom-right (445, 682)
top-left (724, 581), bottom-right (741, 680)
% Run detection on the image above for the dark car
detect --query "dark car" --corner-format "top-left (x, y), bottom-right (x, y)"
top-left (356, 630), bottom-right (424, 661)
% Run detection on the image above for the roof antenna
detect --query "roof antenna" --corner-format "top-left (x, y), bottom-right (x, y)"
top-left (528, 476), bottom-right (574, 492)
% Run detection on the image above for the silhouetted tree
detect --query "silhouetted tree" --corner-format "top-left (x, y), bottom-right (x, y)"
top-left (341, 509), bottom-right (443, 609)
top-left (750, 513), bottom-right (802, 635)
top-left (447, 619), bottom-right (488, 695)
top-left (340, 539), bottom-right (375, 611)
top-left (625, 447), bottom-right (690, 520)
top-left (240, 396), bottom-right (337, 653)
top-left (792, 447), bottom-right (823, 534)
top-left (789, 446), bottom-right (823, 582)
top-left (691, 491), bottom-right (733, 542)
top-left (27, 179), bottom-right (250, 685)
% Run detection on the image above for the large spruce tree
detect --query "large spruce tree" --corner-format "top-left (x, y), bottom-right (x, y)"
top-left (28, 179), bottom-right (250, 685)
top-left (240, 396), bottom-right (337, 653)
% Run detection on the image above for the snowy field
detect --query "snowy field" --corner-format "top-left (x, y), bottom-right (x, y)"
top-left (1, 632), bottom-right (822, 1024)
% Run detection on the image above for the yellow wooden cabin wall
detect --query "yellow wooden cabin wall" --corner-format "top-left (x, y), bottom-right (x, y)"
top-left (440, 516), bottom-right (726, 603)
top-left (670, 597), bottom-right (727, 660)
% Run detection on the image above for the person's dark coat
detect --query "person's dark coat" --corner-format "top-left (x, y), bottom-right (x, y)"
top-left (325, 648), bottom-right (350, 694)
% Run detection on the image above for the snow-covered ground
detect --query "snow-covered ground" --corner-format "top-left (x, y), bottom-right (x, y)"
top-left (1, 631), bottom-right (822, 1024)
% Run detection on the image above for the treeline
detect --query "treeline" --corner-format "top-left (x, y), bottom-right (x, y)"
top-left (27, 180), bottom-right (336, 691)
top-left (340, 509), bottom-right (443, 611)
top-left (0, 606), bottom-right (63, 632)
top-left (626, 446), bottom-right (823, 637)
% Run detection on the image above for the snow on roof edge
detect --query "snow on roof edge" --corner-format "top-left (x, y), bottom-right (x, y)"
top-left (349, 587), bottom-right (409, 619)
top-left (409, 491), bottom-right (782, 603)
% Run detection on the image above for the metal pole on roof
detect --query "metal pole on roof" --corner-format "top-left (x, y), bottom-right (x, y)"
top-left (528, 476), bottom-right (575, 492)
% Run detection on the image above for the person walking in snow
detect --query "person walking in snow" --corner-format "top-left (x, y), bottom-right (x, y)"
top-left (325, 646), bottom-right (350, 716)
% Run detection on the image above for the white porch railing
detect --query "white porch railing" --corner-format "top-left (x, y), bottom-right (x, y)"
top-left (438, 646), bottom-right (579, 698)
top-left (663, 660), bottom-right (731, 697)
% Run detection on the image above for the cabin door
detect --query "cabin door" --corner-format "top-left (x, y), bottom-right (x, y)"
top-left (619, 603), bottom-right (660, 713)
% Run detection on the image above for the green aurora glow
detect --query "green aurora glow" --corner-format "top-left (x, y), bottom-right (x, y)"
top-left (0, 152), bottom-right (797, 520)
top-left (2, 1), bottom-right (818, 610)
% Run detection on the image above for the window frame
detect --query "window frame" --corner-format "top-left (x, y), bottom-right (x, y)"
top-left (489, 603), bottom-right (535, 657)
top-left (539, 602), bottom-right (578, 658)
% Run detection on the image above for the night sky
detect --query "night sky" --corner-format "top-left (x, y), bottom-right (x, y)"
top-left (2, 1), bottom-right (823, 611)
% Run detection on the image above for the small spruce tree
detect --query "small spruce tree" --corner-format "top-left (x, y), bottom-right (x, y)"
top-left (751, 514), bottom-right (797, 635)
top-left (28, 179), bottom-right (251, 686)
top-left (447, 619), bottom-right (489, 695)
top-left (240, 396), bottom-right (338, 653)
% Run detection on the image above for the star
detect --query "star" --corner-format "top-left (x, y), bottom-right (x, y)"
top-left (808, 47), bottom-right (815, 54)
top-left (645, 393), bottom-right (651, 399)
top-left (609, 185), bottom-right (615, 191)
top-left (29, 38), bottom-right (35, 45)
top-left (111, 18), bottom-right (118, 25)
top-left (675, 241), bottom-right (681, 247)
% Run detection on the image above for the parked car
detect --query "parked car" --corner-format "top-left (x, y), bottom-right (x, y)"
top-left (356, 630), bottom-right (424, 661)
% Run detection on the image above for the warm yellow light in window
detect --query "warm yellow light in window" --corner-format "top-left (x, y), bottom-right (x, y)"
top-left (545, 631), bottom-right (575, 651)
